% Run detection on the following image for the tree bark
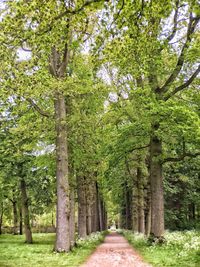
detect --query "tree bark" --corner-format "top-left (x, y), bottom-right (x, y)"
top-left (144, 181), bottom-right (151, 236)
top-left (0, 202), bottom-right (3, 235)
top-left (69, 188), bottom-right (75, 248)
top-left (125, 186), bottom-right (132, 230)
top-left (98, 192), bottom-right (103, 231)
top-left (77, 176), bottom-right (87, 238)
top-left (150, 127), bottom-right (165, 239)
top-left (95, 182), bottom-right (100, 231)
top-left (54, 92), bottom-right (70, 252)
top-left (86, 182), bottom-right (92, 235)
top-left (137, 168), bottom-right (145, 234)
top-left (13, 198), bottom-right (18, 235)
top-left (20, 178), bottom-right (32, 243)
top-left (132, 182), bottom-right (139, 232)
top-left (19, 205), bottom-right (23, 235)
top-left (91, 181), bottom-right (98, 232)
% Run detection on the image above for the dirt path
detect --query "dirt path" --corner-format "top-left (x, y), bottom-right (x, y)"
top-left (80, 232), bottom-right (152, 267)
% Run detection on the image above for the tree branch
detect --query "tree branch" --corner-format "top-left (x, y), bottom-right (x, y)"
top-left (27, 98), bottom-right (51, 118)
top-left (164, 64), bottom-right (200, 101)
top-left (163, 151), bottom-right (200, 163)
top-left (157, 14), bottom-right (200, 94)
top-left (163, 140), bottom-right (200, 163)
top-left (166, 0), bottom-right (180, 43)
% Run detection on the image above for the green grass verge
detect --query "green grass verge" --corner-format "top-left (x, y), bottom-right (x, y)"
top-left (122, 230), bottom-right (200, 267)
top-left (0, 232), bottom-right (105, 267)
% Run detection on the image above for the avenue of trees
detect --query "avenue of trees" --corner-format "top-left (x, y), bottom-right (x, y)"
top-left (0, 0), bottom-right (200, 252)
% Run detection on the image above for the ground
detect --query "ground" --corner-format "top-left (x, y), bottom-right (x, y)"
top-left (80, 232), bottom-right (152, 267)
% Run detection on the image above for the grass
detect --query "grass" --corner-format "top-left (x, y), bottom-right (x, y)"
top-left (122, 230), bottom-right (200, 267)
top-left (0, 232), bottom-right (105, 267)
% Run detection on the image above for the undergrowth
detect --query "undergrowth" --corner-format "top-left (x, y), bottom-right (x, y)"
top-left (122, 229), bottom-right (200, 267)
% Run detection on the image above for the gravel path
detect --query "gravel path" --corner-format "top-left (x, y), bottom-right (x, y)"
top-left (80, 232), bottom-right (152, 267)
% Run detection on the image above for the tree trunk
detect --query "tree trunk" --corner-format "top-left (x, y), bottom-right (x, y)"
top-left (77, 176), bottom-right (87, 238)
top-left (132, 182), bottom-right (139, 232)
top-left (144, 181), bottom-right (151, 236)
top-left (20, 178), bottom-right (32, 243)
top-left (86, 182), bottom-right (92, 235)
top-left (91, 181), bottom-right (98, 232)
top-left (95, 182), bottom-right (100, 231)
top-left (19, 206), bottom-right (23, 235)
top-left (137, 168), bottom-right (145, 234)
top-left (69, 188), bottom-right (75, 248)
top-left (188, 203), bottom-right (195, 221)
top-left (150, 128), bottom-right (165, 239)
top-left (125, 186), bottom-right (132, 230)
top-left (13, 198), bottom-right (18, 235)
top-left (54, 93), bottom-right (70, 252)
top-left (98, 193), bottom-right (104, 231)
top-left (0, 202), bottom-right (3, 235)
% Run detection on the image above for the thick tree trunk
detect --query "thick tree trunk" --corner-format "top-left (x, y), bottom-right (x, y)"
top-left (69, 188), bottom-right (75, 248)
top-left (20, 178), bottom-right (32, 243)
top-left (54, 93), bottom-right (70, 252)
top-left (13, 198), bottom-right (18, 235)
top-left (77, 176), bottom-right (87, 238)
top-left (150, 129), bottom-right (165, 239)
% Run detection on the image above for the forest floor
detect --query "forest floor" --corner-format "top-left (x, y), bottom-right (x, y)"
top-left (80, 232), bottom-right (152, 267)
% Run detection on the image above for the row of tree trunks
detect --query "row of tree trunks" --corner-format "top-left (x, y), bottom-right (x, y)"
top-left (121, 162), bottom-right (151, 235)
top-left (77, 177), bottom-right (107, 238)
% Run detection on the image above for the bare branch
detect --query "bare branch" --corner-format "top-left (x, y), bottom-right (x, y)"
top-left (164, 64), bottom-right (200, 101)
top-left (166, 0), bottom-right (180, 43)
top-left (27, 98), bottom-right (51, 118)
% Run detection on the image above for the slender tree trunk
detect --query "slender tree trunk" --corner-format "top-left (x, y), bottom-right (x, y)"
top-left (19, 205), bottom-right (23, 235)
top-left (137, 168), bottom-right (145, 234)
top-left (54, 93), bottom-right (70, 252)
top-left (69, 188), bottom-right (75, 248)
top-left (95, 182), bottom-right (100, 231)
top-left (77, 176), bottom-right (87, 238)
top-left (145, 181), bottom-right (151, 236)
top-left (20, 178), bottom-right (32, 243)
top-left (132, 182), bottom-right (139, 232)
top-left (125, 186), bottom-right (132, 230)
top-left (86, 182), bottom-right (92, 235)
top-left (13, 199), bottom-right (18, 235)
top-left (98, 193), bottom-right (103, 231)
top-left (91, 181), bottom-right (98, 232)
top-left (188, 203), bottom-right (195, 221)
top-left (150, 127), bottom-right (165, 239)
top-left (0, 202), bottom-right (3, 235)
